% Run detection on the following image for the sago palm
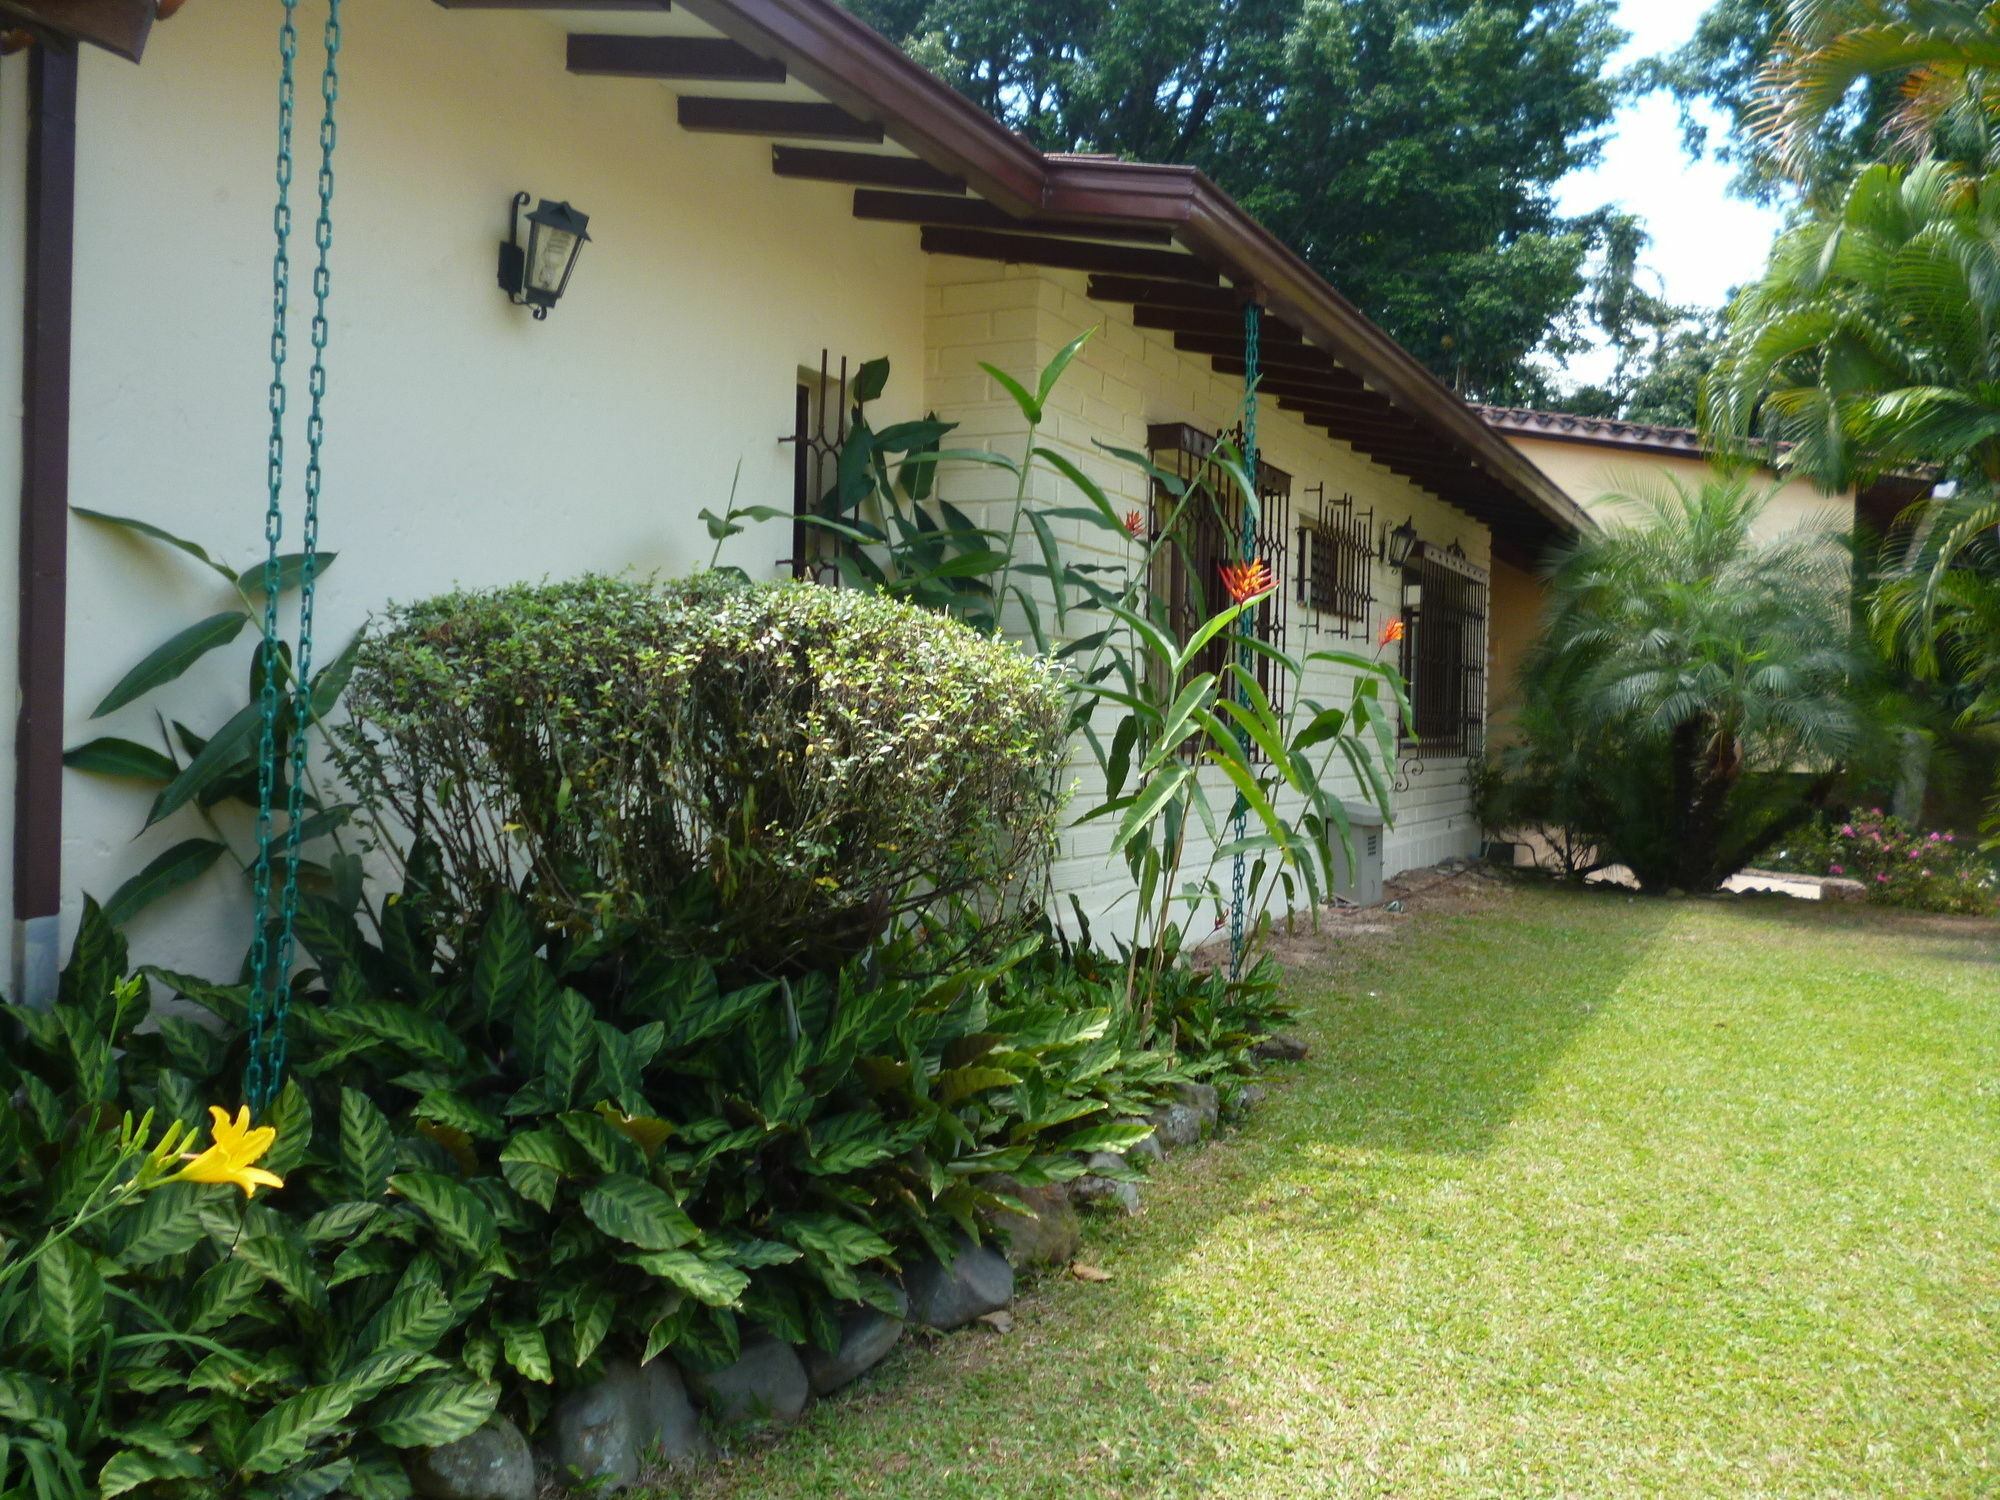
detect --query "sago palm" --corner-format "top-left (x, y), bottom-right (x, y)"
top-left (1519, 472), bottom-right (1868, 890)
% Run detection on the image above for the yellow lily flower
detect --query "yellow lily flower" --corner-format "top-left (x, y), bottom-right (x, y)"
top-left (170, 1106), bottom-right (286, 1197)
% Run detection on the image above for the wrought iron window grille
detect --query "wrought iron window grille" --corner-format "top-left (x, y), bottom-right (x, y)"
top-left (1145, 422), bottom-right (1293, 741)
top-left (779, 349), bottom-right (855, 584)
top-left (1296, 483), bottom-right (1375, 637)
top-left (1397, 540), bottom-right (1488, 758)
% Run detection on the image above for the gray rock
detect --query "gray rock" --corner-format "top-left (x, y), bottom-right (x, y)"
top-left (1172, 1081), bottom-right (1221, 1132)
top-left (1251, 1033), bottom-right (1310, 1062)
top-left (408, 1418), bottom-right (535, 1500)
top-left (1069, 1151), bottom-right (1140, 1215)
top-left (545, 1358), bottom-right (712, 1490)
top-left (981, 1175), bottom-right (1082, 1270)
top-left (683, 1334), bottom-right (810, 1429)
top-left (801, 1293), bottom-right (906, 1395)
top-left (1223, 1082), bottom-right (1267, 1120)
top-left (903, 1234), bottom-right (1015, 1330)
top-left (1146, 1101), bottom-right (1204, 1149)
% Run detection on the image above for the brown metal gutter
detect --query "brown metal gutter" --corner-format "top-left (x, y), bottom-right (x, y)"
top-left (15, 40), bottom-right (75, 1002)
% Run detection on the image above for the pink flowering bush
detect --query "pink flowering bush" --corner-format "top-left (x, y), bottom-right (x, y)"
top-left (1771, 810), bottom-right (1999, 915)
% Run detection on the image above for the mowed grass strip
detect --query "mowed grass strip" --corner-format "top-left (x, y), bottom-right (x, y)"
top-left (650, 885), bottom-right (2000, 1500)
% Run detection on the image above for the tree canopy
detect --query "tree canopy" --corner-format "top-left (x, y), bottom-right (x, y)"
top-left (848, 0), bottom-right (1627, 401)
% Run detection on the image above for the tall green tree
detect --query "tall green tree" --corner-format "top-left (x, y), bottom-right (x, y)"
top-left (849, 0), bottom-right (1627, 401)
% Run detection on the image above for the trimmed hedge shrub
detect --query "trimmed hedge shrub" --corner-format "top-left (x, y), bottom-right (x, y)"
top-left (339, 575), bottom-right (1068, 975)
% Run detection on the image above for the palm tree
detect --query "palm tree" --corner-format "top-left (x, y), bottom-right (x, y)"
top-left (1708, 159), bottom-right (2000, 490)
top-left (1517, 473), bottom-right (1869, 891)
top-left (1754, 1), bottom-right (2000, 189)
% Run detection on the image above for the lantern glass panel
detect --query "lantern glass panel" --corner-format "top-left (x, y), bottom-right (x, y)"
top-left (528, 226), bottom-right (578, 298)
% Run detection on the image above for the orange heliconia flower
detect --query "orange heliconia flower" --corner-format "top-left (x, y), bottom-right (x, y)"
top-left (1378, 618), bottom-right (1406, 647)
top-left (1219, 558), bottom-right (1276, 603)
top-left (1122, 510), bottom-right (1146, 539)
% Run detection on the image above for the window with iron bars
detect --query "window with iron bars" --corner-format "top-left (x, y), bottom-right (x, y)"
top-left (1398, 543), bottom-right (1488, 756)
top-left (1145, 422), bottom-right (1292, 725)
top-left (782, 351), bottom-right (856, 584)
top-left (1295, 483), bottom-right (1375, 638)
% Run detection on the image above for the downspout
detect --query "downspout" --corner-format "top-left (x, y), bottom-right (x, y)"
top-left (14, 40), bottom-right (74, 1005)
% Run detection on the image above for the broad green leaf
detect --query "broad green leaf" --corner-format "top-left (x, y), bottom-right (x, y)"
top-left (1111, 762), bottom-right (1190, 856)
top-left (774, 1212), bottom-right (894, 1267)
top-left (145, 699), bottom-right (262, 828)
top-left (238, 1384), bottom-right (358, 1475)
top-left (237, 1230), bottom-right (331, 1313)
top-left (37, 1237), bottom-right (102, 1371)
top-left (236, 551), bottom-right (338, 598)
top-left (112, 1182), bottom-right (209, 1265)
top-left (102, 838), bottom-right (227, 927)
top-left (1024, 507), bottom-right (1068, 627)
top-left (62, 736), bottom-right (178, 783)
top-left (309, 633), bottom-right (362, 719)
top-left (91, 611), bottom-right (249, 718)
top-left (1037, 326), bottom-right (1095, 408)
top-left (937, 1064), bottom-right (1020, 1106)
top-left (473, 896), bottom-right (532, 1020)
top-left (1172, 598), bottom-right (1257, 678)
top-left (72, 507), bottom-right (236, 583)
top-left (1032, 446), bottom-right (1127, 533)
top-left (979, 361), bottom-right (1042, 424)
top-left (339, 1088), bottom-right (395, 1200)
top-left (581, 1173), bottom-right (699, 1252)
top-left (499, 1321), bottom-right (553, 1384)
top-left (389, 1172), bottom-right (498, 1260)
top-left (1054, 1121), bottom-right (1157, 1154)
top-left (368, 1375), bottom-right (500, 1449)
top-left (99, 1449), bottom-right (209, 1497)
top-left (629, 1249), bottom-right (750, 1308)
top-left (852, 356), bottom-right (891, 404)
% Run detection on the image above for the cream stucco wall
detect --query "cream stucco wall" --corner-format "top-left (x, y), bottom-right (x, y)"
top-left (61, 2), bottom-right (929, 977)
top-left (1505, 434), bottom-right (1852, 539)
top-left (0, 51), bottom-right (28, 946)
top-left (923, 258), bottom-right (1494, 930)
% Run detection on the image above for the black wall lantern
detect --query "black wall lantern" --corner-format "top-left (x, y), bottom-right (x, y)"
top-left (498, 193), bottom-right (591, 319)
top-left (1383, 517), bottom-right (1420, 568)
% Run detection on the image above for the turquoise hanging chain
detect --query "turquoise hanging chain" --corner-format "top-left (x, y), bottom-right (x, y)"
top-left (247, 0), bottom-right (341, 1115)
top-left (1228, 301), bottom-right (1260, 977)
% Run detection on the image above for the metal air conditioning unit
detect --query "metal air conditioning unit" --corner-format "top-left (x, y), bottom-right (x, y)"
top-left (1333, 800), bottom-right (1386, 908)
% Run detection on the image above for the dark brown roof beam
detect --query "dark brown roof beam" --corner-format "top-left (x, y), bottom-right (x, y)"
top-left (1086, 275), bottom-right (1243, 311)
top-left (852, 189), bottom-right (1175, 245)
top-left (920, 226), bottom-right (1218, 284)
top-left (678, 97), bottom-right (881, 142)
top-left (568, 34), bottom-right (786, 82)
top-left (1174, 336), bottom-right (1344, 379)
top-left (1131, 306), bottom-right (1307, 343)
top-left (772, 146), bottom-right (965, 193)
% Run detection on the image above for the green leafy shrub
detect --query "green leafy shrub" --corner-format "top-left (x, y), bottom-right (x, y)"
top-left (1766, 809), bottom-right (1999, 915)
top-left (338, 574), bottom-right (1068, 975)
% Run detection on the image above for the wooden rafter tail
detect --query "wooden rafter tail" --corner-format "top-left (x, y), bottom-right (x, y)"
top-left (851, 189), bottom-right (1176, 245)
top-left (919, 226), bottom-right (1219, 284)
top-left (679, 96), bottom-right (881, 142)
top-left (772, 146), bottom-right (965, 192)
top-left (567, 34), bottom-right (786, 82)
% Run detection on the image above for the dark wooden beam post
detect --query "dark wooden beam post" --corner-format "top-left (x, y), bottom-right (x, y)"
top-left (15, 41), bottom-right (76, 1005)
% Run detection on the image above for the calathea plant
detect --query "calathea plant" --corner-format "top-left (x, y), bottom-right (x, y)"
top-left (62, 508), bottom-right (361, 928)
top-left (1, 907), bottom-right (486, 1500)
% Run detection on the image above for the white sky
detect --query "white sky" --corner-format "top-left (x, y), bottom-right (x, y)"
top-left (1550, 0), bottom-right (1787, 388)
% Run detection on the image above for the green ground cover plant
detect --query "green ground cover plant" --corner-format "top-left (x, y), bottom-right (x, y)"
top-left (651, 882), bottom-right (2000, 1500)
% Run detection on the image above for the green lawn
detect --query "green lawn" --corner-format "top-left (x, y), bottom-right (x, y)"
top-left (659, 884), bottom-right (2000, 1499)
